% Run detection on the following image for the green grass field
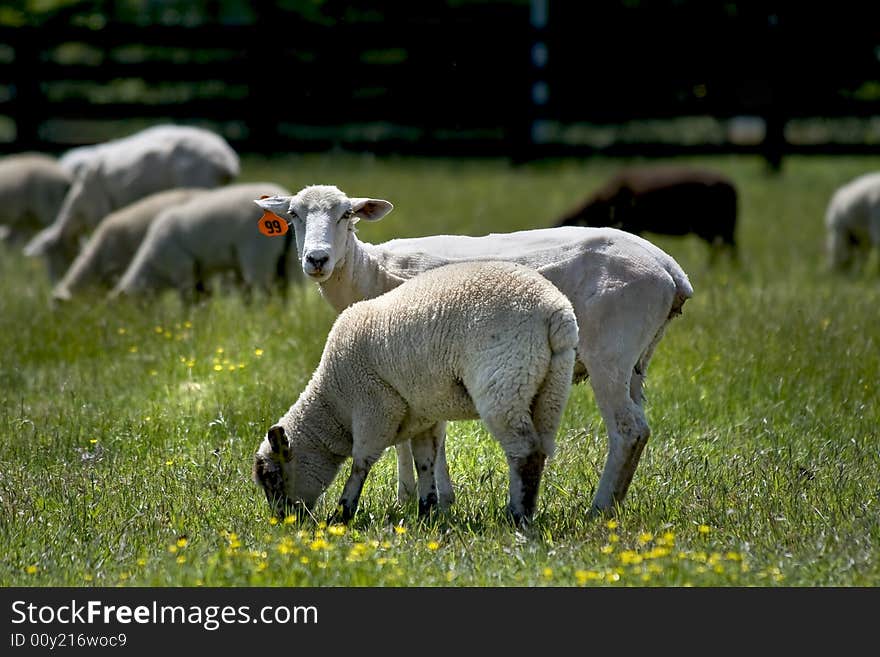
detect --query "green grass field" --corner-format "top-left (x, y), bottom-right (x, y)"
top-left (1, 153), bottom-right (878, 587)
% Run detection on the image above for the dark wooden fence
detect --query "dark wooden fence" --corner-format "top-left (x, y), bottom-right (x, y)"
top-left (1, 1), bottom-right (878, 164)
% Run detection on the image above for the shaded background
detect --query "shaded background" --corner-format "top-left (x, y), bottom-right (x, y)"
top-left (0, 0), bottom-right (879, 168)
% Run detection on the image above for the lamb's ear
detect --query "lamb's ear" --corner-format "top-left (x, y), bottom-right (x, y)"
top-left (255, 195), bottom-right (295, 222)
top-left (349, 198), bottom-right (393, 222)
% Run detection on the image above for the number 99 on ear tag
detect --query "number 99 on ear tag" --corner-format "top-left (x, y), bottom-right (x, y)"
top-left (258, 211), bottom-right (289, 237)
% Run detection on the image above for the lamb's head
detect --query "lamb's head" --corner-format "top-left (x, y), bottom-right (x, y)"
top-left (255, 185), bottom-right (393, 282)
top-left (252, 425), bottom-right (330, 519)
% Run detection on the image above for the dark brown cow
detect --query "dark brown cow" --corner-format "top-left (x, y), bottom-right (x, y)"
top-left (555, 165), bottom-right (738, 258)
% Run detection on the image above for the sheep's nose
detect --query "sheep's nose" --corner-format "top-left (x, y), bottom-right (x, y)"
top-left (306, 252), bottom-right (329, 270)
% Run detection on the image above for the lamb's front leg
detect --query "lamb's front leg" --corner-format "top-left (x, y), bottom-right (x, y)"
top-left (334, 452), bottom-right (381, 523)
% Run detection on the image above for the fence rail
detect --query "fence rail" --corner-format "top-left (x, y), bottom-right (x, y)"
top-left (1, 2), bottom-right (878, 164)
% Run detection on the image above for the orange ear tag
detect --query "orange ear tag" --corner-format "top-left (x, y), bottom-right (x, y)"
top-left (257, 210), bottom-right (289, 237)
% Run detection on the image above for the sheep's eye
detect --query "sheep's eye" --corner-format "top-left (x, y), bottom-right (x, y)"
top-left (339, 210), bottom-right (354, 222)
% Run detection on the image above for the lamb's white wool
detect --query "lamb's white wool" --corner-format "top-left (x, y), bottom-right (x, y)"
top-left (52, 188), bottom-right (209, 302)
top-left (256, 184), bottom-right (694, 514)
top-left (24, 125), bottom-right (240, 282)
top-left (825, 172), bottom-right (880, 271)
top-left (0, 153), bottom-right (71, 245)
top-left (111, 182), bottom-right (296, 301)
top-left (253, 260), bottom-right (578, 525)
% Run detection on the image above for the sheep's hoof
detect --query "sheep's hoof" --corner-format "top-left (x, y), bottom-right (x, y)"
top-left (438, 491), bottom-right (456, 509)
top-left (504, 504), bottom-right (531, 529)
top-left (417, 493), bottom-right (438, 518)
top-left (328, 502), bottom-right (356, 525)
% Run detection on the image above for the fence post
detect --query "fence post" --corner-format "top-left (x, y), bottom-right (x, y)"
top-left (10, 27), bottom-right (43, 151)
top-left (246, 7), bottom-right (286, 151)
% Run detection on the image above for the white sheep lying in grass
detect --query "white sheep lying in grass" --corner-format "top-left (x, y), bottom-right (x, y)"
top-left (111, 182), bottom-right (296, 301)
top-left (253, 260), bottom-right (578, 525)
top-left (24, 125), bottom-right (240, 282)
top-left (52, 188), bottom-right (209, 302)
top-left (0, 153), bottom-right (71, 244)
top-left (825, 171), bottom-right (880, 271)
top-left (257, 184), bottom-right (693, 515)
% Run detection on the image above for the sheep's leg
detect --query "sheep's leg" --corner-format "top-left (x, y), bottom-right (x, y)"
top-left (530, 347), bottom-right (577, 457)
top-left (588, 368), bottom-right (651, 515)
top-left (397, 423), bottom-right (454, 508)
top-left (577, 277), bottom-right (672, 515)
top-left (410, 432), bottom-right (440, 517)
top-left (334, 453), bottom-right (381, 524)
top-left (481, 412), bottom-right (546, 526)
top-left (395, 441), bottom-right (417, 503)
top-left (434, 422), bottom-right (455, 508)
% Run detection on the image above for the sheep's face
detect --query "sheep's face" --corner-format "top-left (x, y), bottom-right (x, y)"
top-left (256, 185), bottom-right (393, 282)
top-left (252, 425), bottom-right (324, 518)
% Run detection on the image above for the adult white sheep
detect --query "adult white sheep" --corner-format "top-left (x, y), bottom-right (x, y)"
top-left (0, 153), bottom-right (71, 244)
top-left (111, 182), bottom-right (296, 301)
top-left (24, 124), bottom-right (240, 282)
top-left (256, 184), bottom-right (693, 516)
top-left (253, 260), bottom-right (578, 525)
top-left (825, 171), bottom-right (880, 271)
top-left (52, 187), bottom-right (210, 302)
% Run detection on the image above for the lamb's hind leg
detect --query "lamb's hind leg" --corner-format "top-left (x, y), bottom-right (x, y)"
top-left (481, 412), bottom-right (547, 526)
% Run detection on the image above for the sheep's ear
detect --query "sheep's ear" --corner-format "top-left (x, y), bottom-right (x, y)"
top-left (267, 425), bottom-right (289, 455)
top-left (349, 198), bottom-right (393, 222)
top-left (255, 195), bottom-right (295, 221)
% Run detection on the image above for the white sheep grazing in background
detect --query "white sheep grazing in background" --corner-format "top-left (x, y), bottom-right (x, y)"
top-left (253, 260), bottom-right (578, 525)
top-left (111, 182), bottom-right (296, 301)
top-left (257, 184), bottom-right (693, 516)
top-left (0, 153), bottom-right (72, 244)
top-left (57, 143), bottom-right (102, 177)
top-left (52, 187), bottom-right (209, 302)
top-left (24, 124), bottom-right (240, 282)
top-left (825, 171), bottom-right (880, 271)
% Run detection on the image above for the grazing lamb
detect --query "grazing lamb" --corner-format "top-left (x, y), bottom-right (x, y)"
top-left (24, 124), bottom-right (240, 281)
top-left (554, 165), bottom-right (738, 259)
top-left (824, 171), bottom-right (880, 271)
top-left (256, 184), bottom-right (693, 516)
top-left (0, 153), bottom-right (71, 244)
top-left (253, 260), bottom-right (578, 525)
top-left (52, 188), bottom-right (209, 302)
top-left (111, 182), bottom-right (296, 301)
